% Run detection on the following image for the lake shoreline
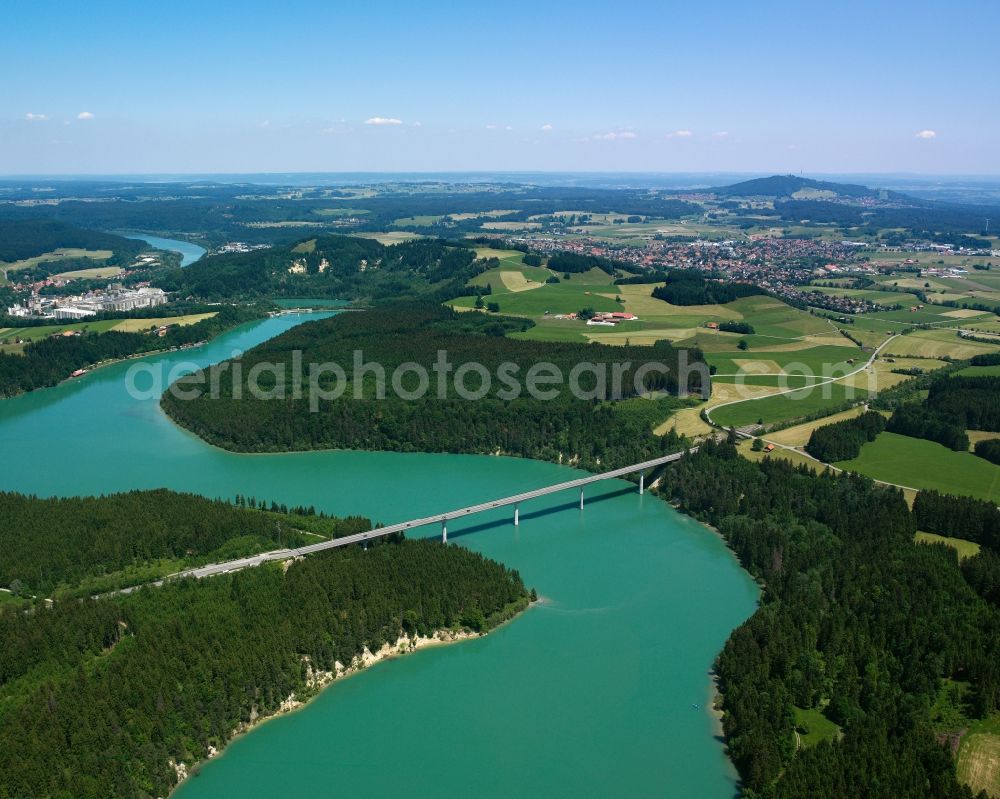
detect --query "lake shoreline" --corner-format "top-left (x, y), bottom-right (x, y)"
top-left (168, 603), bottom-right (534, 796)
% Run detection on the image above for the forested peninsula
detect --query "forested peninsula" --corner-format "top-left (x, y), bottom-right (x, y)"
top-left (659, 440), bottom-right (1000, 798)
top-left (0, 490), bottom-right (530, 799)
top-left (161, 305), bottom-right (700, 469)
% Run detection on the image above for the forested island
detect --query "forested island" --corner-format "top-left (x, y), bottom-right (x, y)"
top-left (0, 490), bottom-right (530, 799)
top-left (659, 440), bottom-right (1000, 798)
top-left (161, 305), bottom-right (699, 469)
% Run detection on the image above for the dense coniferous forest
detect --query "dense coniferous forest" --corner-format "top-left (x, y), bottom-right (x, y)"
top-left (927, 375), bottom-right (1000, 432)
top-left (886, 404), bottom-right (970, 451)
top-left (0, 489), bottom-right (370, 597)
top-left (0, 219), bottom-right (144, 263)
top-left (913, 490), bottom-right (1000, 550)
top-left (0, 534), bottom-right (529, 799)
top-left (658, 441), bottom-right (998, 798)
top-left (974, 438), bottom-right (1000, 465)
top-left (805, 410), bottom-right (886, 462)
top-left (652, 269), bottom-right (766, 306)
top-left (0, 305), bottom-right (262, 397)
top-left (160, 236), bottom-right (484, 302)
top-left (161, 305), bottom-right (700, 469)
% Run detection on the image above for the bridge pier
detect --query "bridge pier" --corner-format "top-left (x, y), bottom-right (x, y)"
top-left (514, 505), bottom-right (519, 526)
top-left (441, 520), bottom-right (447, 544)
top-left (579, 487), bottom-right (584, 510)
top-left (639, 473), bottom-right (644, 495)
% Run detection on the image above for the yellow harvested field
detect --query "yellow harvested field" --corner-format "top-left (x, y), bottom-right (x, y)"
top-left (0, 248), bottom-right (113, 272)
top-left (111, 313), bottom-right (215, 332)
top-left (838, 366), bottom-right (906, 392)
top-left (958, 733), bottom-right (1000, 798)
top-left (731, 359), bottom-right (783, 374)
top-left (969, 430), bottom-right (1000, 450)
top-left (450, 210), bottom-right (518, 220)
top-left (944, 308), bottom-right (989, 319)
top-left (758, 334), bottom-right (856, 352)
top-left (655, 381), bottom-right (781, 438)
top-left (584, 328), bottom-right (698, 346)
top-left (656, 405), bottom-right (713, 438)
top-left (738, 439), bottom-right (821, 471)
top-left (474, 247), bottom-right (524, 261)
top-left (616, 285), bottom-right (738, 321)
top-left (52, 266), bottom-right (123, 280)
top-left (498, 270), bottom-right (544, 292)
top-left (767, 406), bottom-right (868, 447)
top-left (291, 239), bottom-right (317, 253)
top-left (356, 231), bottom-right (425, 245)
top-left (481, 221), bottom-right (541, 230)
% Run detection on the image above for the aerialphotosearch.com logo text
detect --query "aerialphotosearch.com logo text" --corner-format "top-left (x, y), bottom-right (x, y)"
top-left (125, 349), bottom-right (877, 410)
top-left (125, 348), bottom-right (713, 409)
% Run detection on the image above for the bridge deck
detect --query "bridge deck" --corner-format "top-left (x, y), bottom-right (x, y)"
top-left (165, 448), bottom-right (696, 583)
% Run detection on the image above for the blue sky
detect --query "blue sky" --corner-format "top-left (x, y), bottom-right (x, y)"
top-left (2, 0), bottom-right (998, 174)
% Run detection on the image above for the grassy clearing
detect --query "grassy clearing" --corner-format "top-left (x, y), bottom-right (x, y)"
top-left (958, 714), bottom-right (1000, 798)
top-left (291, 239), bottom-right (317, 253)
top-left (885, 329), bottom-right (1000, 359)
top-left (712, 381), bottom-right (870, 428)
top-left (793, 706), bottom-right (842, 748)
top-left (838, 433), bottom-right (1000, 503)
top-left (355, 231), bottom-right (425, 245)
top-left (915, 532), bottom-right (981, 560)
top-left (111, 313), bottom-right (216, 332)
top-left (766, 406), bottom-right (869, 447)
top-left (738, 439), bottom-right (823, 471)
top-left (957, 364), bottom-right (1000, 377)
top-left (0, 248), bottom-right (114, 274)
top-left (51, 266), bottom-right (123, 281)
top-left (969, 430), bottom-right (1000, 450)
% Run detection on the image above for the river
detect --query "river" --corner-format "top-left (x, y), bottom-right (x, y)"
top-left (123, 233), bottom-right (206, 267)
top-left (0, 297), bottom-right (758, 796)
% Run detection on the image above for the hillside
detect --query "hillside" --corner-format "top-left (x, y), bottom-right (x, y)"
top-left (160, 304), bottom-right (696, 468)
top-left (159, 235), bottom-right (485, 302)
top-left (712, 174), bottom-right (877, 199)
top-left (0, 219), bottom-right (144, 264)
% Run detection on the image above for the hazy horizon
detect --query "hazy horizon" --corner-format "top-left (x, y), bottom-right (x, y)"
top-left (4, 0), bottom-right (999, 175)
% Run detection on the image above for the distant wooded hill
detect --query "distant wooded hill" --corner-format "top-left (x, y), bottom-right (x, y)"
top-left (710, 174), bottom-right (885, 199)
top-left (0, 219), bottom-right (143, 264)
top-left (160, 235), bottom-right (486, 302)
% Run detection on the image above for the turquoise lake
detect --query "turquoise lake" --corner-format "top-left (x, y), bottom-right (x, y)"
top-left (0, 308), bottom-right (758, 798)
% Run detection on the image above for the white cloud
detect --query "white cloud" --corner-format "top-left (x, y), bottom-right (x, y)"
top-left (669, 129), bottom-right (693, 137)
top-left (594, 131), bottom-right (637, 141)
top-left (712, 131), bottom-right (729, 138)
top-left (257, 120), bottom-right (271, 128)
top-left (505, 125), bottom-right (512, 131)
top-left (365, 116), bottom-right (403, 126)
top-left (485, 124), bottom-right (497, 130)
top-left (25, 112), bottom-right (48, 121)
top-left (541, 123), bottom-right (553, 131)
top-left (412, 121), bottom-right (422, 127)
top-left (915, 129), bottom-right (937, 139)
top-left (77, 111), bottom-right (94, 120)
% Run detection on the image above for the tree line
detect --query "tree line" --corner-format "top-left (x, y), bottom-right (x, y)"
top-left (658, 440), bottom-right (999, 798)
top-left (805, 410), bottom-right (886, 462)
top-left (652, 269), bottom-right (766, 306)
top-left (0, 305), bottom-right (262, 398)
top-left (0, 533), bottom-right (529, 799)
top-left (0, 489), bottom-right (370, 597)
top-left (161, 305), bottom-right (699, 470)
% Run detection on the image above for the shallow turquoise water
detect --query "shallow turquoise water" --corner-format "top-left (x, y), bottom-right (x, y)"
top-left (0, 314), bottom-right (757, 798)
